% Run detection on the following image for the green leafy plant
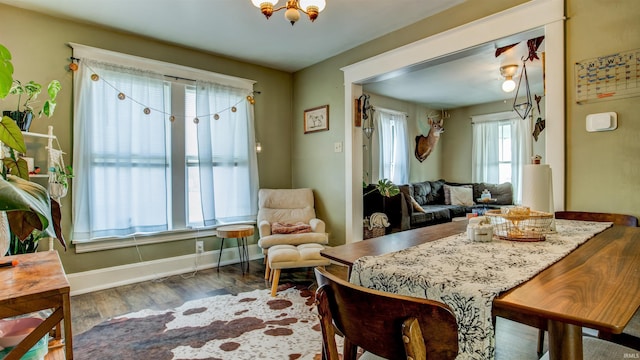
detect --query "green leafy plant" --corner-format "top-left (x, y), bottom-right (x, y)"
top-left (9, 79), bottom-right (61, 117)
top-left (49, 165), bottom-right (74, 188)
top-left (0, 43), bottom-right (65, 254)
top-left (1, 43), bottom-right (62, 132)
top-left (364, 178), bottom-right (400, 198)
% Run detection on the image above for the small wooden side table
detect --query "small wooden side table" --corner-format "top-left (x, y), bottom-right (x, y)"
top-left (216, 225), bottom-right (254, 274)
top-left (0, 251), bottom-right (73, 360)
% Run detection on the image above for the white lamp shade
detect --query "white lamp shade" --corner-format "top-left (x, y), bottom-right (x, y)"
top-left (502, 79), bottom-right (516, 92)
top-left (251, 0), bottom-right (278, 8)
top-left (300, 0), bottom-right (326, 12)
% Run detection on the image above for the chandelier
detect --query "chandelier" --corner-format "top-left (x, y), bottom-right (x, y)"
top-left (251, 0), bottom-right (327, 25)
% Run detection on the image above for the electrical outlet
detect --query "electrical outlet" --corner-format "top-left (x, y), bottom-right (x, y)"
top-left (195, 240), bottom-right (204, 254)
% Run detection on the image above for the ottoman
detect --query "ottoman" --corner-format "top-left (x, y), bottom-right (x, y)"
top-left (267, 243), bottom-right (331, 296)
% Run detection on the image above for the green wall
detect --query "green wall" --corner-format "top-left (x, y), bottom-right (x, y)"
top-left (0, 4), bottom-right (293, 273)
top-left (564, 0), bottom-right (640, 215)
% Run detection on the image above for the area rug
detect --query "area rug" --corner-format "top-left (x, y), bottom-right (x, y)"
top-left (74, 284), bottom-right (335, 360)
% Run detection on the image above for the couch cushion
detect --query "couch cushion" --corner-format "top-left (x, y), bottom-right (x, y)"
top-left (411, 181), bottom-right (432, 206)
top-left (473, 182), bottom-right (513, 205)
top-left (450, 186), bottom-right (474, 206)
top-left (428, 179), bottom-right (446, 204)
top-left (258, 188), bottom-right (317, 224)
top-left (444, 184), bottom-right (473, 205)
top-left (411, 205), bottom-right (451, 226)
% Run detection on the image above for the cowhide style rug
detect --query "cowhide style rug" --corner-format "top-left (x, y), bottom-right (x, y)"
top-left (74, 284), bottom-right (335, 360)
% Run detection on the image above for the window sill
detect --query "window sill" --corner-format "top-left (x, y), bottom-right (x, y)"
top-left (72, 222), bottom-right (256, 253)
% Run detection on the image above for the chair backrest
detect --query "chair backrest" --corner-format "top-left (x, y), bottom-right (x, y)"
top-left (257, 188), bottom-right (317, 224)
top-left (555, 211), bottom-right (638, 227)
top-left (314, 267), bottom-right (458, 360)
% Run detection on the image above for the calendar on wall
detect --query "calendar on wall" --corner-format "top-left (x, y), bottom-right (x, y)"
top-left (575, 48), bottom-right (640, 104)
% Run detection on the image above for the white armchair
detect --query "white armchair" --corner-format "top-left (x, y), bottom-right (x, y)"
top-left (257, 188), bottom-right (328, 279)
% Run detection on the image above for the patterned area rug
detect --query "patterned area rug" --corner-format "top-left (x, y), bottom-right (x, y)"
top-left (74, 284), bottom-right (329, 360)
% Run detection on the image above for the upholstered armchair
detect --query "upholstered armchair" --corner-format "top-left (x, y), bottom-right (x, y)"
top-left (257, 188), bottom-right (328, 279)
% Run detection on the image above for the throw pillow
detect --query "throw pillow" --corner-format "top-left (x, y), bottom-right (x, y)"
top-left (444, 184), bottom-right (473, 205)
top-left (410, 196), bottom-right (426, 213)
top-left (450, 186), bottom-right (474, 206)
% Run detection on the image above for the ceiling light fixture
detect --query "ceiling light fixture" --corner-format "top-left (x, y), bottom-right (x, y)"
top-left (500, 64), bottom-right (519, 93)
top-left (251, 0), bottom-right (326, 25)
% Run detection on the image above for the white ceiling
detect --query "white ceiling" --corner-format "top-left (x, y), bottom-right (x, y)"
top-left (1, 0), bottom-right (544, 109)
top-left (363, 28), bottom-right (546, 109)
top-left (0, 0), bottom-right (465, 72)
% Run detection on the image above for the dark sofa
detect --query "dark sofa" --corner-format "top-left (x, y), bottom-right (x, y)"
top-left (364, 179), bottom-right (513, 232)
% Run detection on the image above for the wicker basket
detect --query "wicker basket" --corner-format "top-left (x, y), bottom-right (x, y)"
top-left (485, 209), bottom-right (553, 242)
top-left (363, 226), bottom-right (386, 239)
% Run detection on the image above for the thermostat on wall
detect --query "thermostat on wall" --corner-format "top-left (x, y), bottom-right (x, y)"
top-left (586, 112), bottom-right (617, 132)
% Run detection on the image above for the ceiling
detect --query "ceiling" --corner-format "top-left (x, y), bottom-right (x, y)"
top-left (363, 28), bottom-right (546, 110)
top-left (1, 0), bottom-right (544, 110)
top-left (0, 0), bottom-right (465, 72)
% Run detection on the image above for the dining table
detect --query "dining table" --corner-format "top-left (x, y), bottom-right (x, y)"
top-left (320, 219), bottom-right (640, 360)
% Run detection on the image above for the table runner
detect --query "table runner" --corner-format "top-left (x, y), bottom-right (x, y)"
top-left (349, 220), bottom-right (612, 360)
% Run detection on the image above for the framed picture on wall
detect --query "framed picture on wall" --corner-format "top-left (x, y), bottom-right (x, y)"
top-left (304, 105), bottom-right (329, 134)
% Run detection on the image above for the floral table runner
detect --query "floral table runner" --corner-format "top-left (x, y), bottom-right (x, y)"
top-left (349, 220), bottom-right (612, 360)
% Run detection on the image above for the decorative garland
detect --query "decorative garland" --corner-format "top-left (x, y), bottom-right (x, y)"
top-left (68, 58), bottom-right (257, 124)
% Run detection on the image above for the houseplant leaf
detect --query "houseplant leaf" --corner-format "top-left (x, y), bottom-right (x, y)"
top-left (0, 175), bottom-right (54, 240)
top-left (3, 157), bottom-right (29, 180)
top-left (0, 115), bottom-right (27, 153)
top-left (0, 44), bottom-right (13, 99)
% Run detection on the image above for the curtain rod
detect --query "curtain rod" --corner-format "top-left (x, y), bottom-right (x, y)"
top-left (370, 105), bottom-right (409, 117)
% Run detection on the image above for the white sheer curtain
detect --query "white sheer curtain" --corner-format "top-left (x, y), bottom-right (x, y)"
top-left (73, 59), bottom-right (169, 239)
top-left (193, 80), bottom-right (259, 226)
top-left (373, 107), bottom-right (409, 185)
top-left (471, 111), bottom-right (531, 204)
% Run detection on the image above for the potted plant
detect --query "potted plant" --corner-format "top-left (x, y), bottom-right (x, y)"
top-left (48, 165), bottom-right (73, 199)
top-left (0, 43), bottom-right (66, 255)
top-left (363, 178), bottom-right (399, 238)
top-left (1, 44), bottom-right (61, 132)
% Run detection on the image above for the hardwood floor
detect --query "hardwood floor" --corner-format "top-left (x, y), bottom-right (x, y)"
top-left (70, 259), bottom-right (545, 359)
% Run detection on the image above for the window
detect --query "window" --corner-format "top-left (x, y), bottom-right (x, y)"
top-left (497, 122), bottom-right (513, 184)
top-left (471, 111), bottom-right (531, 204)
top-left (372, 108), bottom-right (409, 185)
top-left (70, 44), bottom-right (258, 246)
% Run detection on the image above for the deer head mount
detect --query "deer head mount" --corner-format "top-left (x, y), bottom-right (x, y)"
top-left (415, 115), bottom-right (445, 163)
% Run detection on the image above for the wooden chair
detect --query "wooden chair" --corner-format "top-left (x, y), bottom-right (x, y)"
top-left (536, 211), bottom-right (640, 355)
top-left (314, 267), bottom-right (458, 360)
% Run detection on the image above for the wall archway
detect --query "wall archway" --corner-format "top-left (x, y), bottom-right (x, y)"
top-left (342, 0), bottom-right (565, 243)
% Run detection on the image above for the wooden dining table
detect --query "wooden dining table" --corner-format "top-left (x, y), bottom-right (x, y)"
top-left (321, 220), bottom-right (640, 360)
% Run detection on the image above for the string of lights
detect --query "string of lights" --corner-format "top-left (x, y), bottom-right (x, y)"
top-left (68, 57), bottom-right (257, 124)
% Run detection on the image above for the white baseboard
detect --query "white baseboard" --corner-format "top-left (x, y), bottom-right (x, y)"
top-left (67, 244), bottom-right (264, 296)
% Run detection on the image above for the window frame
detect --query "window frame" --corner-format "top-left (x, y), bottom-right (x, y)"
top-left (69, 43), bottom-right (256, 253)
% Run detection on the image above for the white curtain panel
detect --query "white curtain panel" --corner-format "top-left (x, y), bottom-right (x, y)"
top-left (472, 121), bottom-right (501, 185)
top-left (374, 108), bottom-right (409, 185)
top-left (472, 112), bottom-right (531, 204)
top-left (72, 59), bottom-right (169, 239)
top-left (194, 81), bottom-right (259, 226)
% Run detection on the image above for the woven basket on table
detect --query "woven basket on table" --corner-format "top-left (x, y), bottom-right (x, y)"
top-left (485, 209), bottom-right (553, 242)
top-left (363, 226), bottom-right (386, 239)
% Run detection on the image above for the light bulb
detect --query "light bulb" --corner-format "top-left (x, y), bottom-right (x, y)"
top-left (502, 78), bottom-right (516, 92)
top-left (300, 0), bottom-right (326, 12)
top-left (251, 0), bottom-right (277, 7)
